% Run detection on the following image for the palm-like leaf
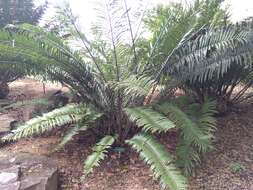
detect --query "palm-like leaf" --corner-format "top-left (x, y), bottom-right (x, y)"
top-left (55, 109), bottom-right (102, 150)
top-left (2, 104), bottom-right (100, 141)
top-left (125, 107), bottom-right (175, 133)
top-left (157, 102), bottom-right (212, 153)
top-left (175, 141), bottom-right (201, 176)
top-left (0, 24), bottom-right (110, 110)
top-left (83, 135), bottom-right (116, 178)
top-left (161, 22), bottom-right (253, 84)
top-left (127, 133), bottom-right (187, 190)
top-left (113, 75), bottom-right (155, 105)
top-left (197, 98), bottom-right (217, 133)
top-left (157, 97), bottom-right (216, 175)
top-left (55, 124), bottom-right (88, 151)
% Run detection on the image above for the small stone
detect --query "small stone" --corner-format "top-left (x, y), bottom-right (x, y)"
top-left (0, 173), bottom-right (18, 184)
top-left (0, 165), bottom-right (20, 185)
top-left (0, 181), bottom-right (20, 190)
top-left (9, 158), bottom-right (16, 163)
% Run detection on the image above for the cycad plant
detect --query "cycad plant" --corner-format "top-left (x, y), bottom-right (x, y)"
top-left (143, 1), bottom-right (253, 113)
top-left (142, 0), bottom-right (229, 78)
top-left (160, 19), bottom-right (253, 111)
top-left (0, 1), bottom-right (218, 189)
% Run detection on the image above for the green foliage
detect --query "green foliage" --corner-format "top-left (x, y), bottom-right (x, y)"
top-left (2, 104), bottom-right (100, 141)
top-left (157, 103), bottom-right (212, 152)
top-left (112, 75), bottom-right (154, 105)
top-left (0, 0), bottom-right (47, 27)
top-left (0, 0), bottom-right (47, 87)
top-left (160, 19), bottom-right (253, 105)
top-left (143, 3), bottom-right (197, 70)
top-left (125, 107), bottom-right (175, 133)
top-left (0, 0), bottom-right (222, 188)
top-left (144, 1), bottom-right (253, 107)
top-left (127, 133), bottom-right (187, 190)
top-left (230, 162), bottom-right (246, 173)
top-left (143, 0), bottom-right (229, 76)
top-left (156, 97), bottom-right (216, 175)
top-left (83, 135), bottom-right (116, 178)
top-left (55, 124), bottom-right (88, 151)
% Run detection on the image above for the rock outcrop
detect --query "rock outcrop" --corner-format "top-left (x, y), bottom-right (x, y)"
top-left (0, 153), bottom-right (58, 190)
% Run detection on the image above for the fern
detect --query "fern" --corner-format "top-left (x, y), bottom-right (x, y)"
top-left (127, 133), bottom-right (187, 190)
top-left (83, 135), bottom-right (116, 178)
top-left (2, 104), bottom-right (99, 141)
top-left (125, 107), bottom-right (175, 133)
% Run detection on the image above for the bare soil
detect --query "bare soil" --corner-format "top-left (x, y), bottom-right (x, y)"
top-left (0, 78), bottom-right (252, 190)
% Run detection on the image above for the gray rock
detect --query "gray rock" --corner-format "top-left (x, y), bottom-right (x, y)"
top-left (0, 181), bottom-right (20, 190)
top-left (0, 165), bottom-right (20, 184)
top-left (0, 153), bottom-right (58, 190)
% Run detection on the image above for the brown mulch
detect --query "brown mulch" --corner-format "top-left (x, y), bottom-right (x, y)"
top-left (0, 78), bottom-right (253, 190)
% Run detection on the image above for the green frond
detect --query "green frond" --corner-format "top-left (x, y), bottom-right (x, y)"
top-left (83, 135), bottom-right (116, 178)
top-left (55, 108), bottom-right (102, 150)
top-left (161, 23), bottom-right (253, 84)
top-left (2, 104), bottom-right (99, 141)
top-left (125, 107), bottom-right (175, 133)
top-left (113, 75), bottom-right (155, 102)
top-left (176, 141), bottom-right (201, 176)
top-left (197, 98), bottom-right (217, 133)
top-left (0, 24), bottom-right (110, 110)
top-left (55, 124), bottom-right (87, 151)
top-left (127, 133), bottom-right (187, 190)
top-left (157, 99), bottom-right (216, 175)
top-left (156, 102), bottom-right (212, 153)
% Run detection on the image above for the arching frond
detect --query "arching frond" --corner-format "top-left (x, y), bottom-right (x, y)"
top-left (2, 104), bottom-right (100, 141)
top-left (157, 102), bottom-right (212, 153)
top-left (161, 22), bottom-right (253, 84)
top-left (127, 133), bottom-right (187, 190)
top-left (83, 135), bottom-right (116, 178)
top-left (0, 24), bottom-right (110, 110)
top-left (175, 141), bottom-right (201, 176)
top-left (156, 98), bottom-right (216, 175)
top-left (55, 109), bottom-right (102, 151)
top-left (125, 107), bottom-right (175, 133)
top-left (113, 75), bottom-right (155, 105)
top-left (197, 98), bottom-right (217, 132)
top-left (55, 124), bottom-right (88, 151)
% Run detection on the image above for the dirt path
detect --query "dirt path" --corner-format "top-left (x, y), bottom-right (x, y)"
top-left (0, 79), bottom-right (252, 190)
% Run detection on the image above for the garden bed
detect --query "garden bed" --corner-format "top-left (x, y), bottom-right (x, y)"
top-left (0, 78), bottom-right (252, 190)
